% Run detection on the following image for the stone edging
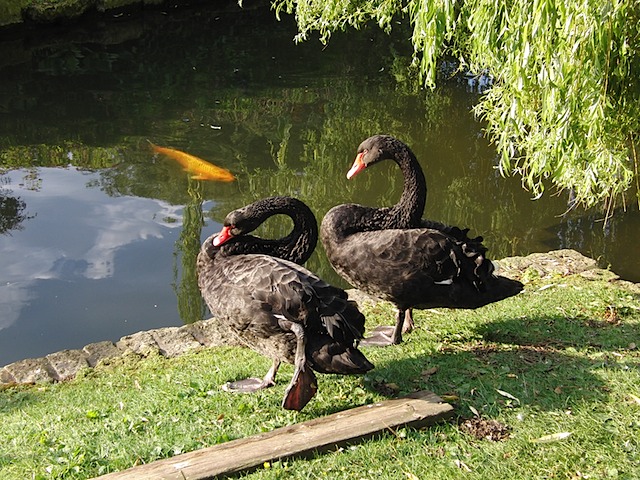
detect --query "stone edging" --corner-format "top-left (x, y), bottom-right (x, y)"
top-left (2, 249), bottom-right (636, 386)
top-left (0, 318), bottom-right (242, 385)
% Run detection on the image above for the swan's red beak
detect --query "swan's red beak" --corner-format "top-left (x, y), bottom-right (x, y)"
top-left (213, 226), bottom-right (234, 247)
top-left (347, 152), bottom-right (367, 179)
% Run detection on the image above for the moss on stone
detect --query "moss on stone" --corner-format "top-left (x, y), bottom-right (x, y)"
top-left (0, 0), bottom-right (170, 27)
top-left (22, 0), bottom-right (95, 23)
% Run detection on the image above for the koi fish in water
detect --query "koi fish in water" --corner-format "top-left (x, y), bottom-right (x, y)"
top-left (150, 142), bottom-right (236, 182)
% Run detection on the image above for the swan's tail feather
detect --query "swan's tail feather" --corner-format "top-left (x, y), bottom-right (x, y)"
top-left (320, 299), bottom-right (367, 346)
top-left (455, 235), bottom-right (493, 291)
top-left (421, 219), bottom-right (485, 245)
top-left (306, 335), bottom-right (374, 375)
top-left (422, 218), bottom-right (496, 290)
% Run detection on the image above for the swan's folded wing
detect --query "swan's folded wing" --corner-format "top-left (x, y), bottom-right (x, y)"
top-left (326, 226), bottom-right (497, 304)
top-left (204, 254), bottom-right (365, 345)
top-left (333, 228), bottom-right (457, 282)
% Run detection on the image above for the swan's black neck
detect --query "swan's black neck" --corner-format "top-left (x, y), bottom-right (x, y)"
top-left (219, 197), bottom-right (318, 265)
top-left (350, 136), bottom-right (427, 231)
top-left (268, 201), bottom-right (318, 264)
top-left (388, 142), bottom-right (427, 228)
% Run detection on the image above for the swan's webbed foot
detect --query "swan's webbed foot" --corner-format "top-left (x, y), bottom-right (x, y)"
top-left (222, 358), bottom-right (280, 393)
top-left (360, 325), bottom-right (398, 347)
top-left (361, 309), bottom-right (412, 347)
top-left (222, 377), bottom-right (274, 393)
top-left (282, 365), bottom-right (317, 411)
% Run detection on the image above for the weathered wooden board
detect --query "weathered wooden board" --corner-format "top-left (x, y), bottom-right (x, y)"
top-left (94, 390), bottom-right (454, 480)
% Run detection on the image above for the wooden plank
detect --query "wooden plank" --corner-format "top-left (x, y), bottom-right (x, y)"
top-left (94, 390), bottom-right (454, 480)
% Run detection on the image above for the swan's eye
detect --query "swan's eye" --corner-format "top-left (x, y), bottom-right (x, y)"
top-left (222, 223), bottom-right (240, 235)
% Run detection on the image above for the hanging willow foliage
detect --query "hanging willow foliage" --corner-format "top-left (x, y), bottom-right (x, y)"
top-left (273, 0), bottom-right (640, 210)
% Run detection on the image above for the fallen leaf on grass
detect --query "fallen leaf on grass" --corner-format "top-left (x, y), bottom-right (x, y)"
top-left (603, 305), bottom-right (621, 324)
top-left (440, 394), bottom-right (459, 402)
top-left (454, 459), bottom-right (472, 472)
top-left (496, 389), bottom-right (521, 404)
top-left (404, 472), bottom-right (420, 480)
top-left (421, 367), bottom-right (438, 380)
top-left (372, 382), bottom-right (400, 396)
top-left (531, 432), bottom-right (572, 443)
top-left (629, 393), bottom-right (640, 406)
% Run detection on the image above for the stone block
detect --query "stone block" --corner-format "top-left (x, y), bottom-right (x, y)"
top-left (186, 318), bottom-right (241, 348)
top-left (151, 326), bottom-right (201, 358)
top-left (3, 357), bottom-right (54, 383)
top-left (116, 330), bottom-right (159, 356)
top-left (0, 367), bottom-right (16, 384)
top-left (46, 349), bottom-right (89, 381)
top-left (83, 341), bottom-right (123, 367)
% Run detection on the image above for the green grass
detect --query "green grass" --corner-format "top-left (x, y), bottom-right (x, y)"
top-left (1, 274), bottom-right (639, 479)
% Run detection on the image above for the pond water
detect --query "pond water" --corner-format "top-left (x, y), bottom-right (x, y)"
top-left (1, 2), bottom-right (638, 366)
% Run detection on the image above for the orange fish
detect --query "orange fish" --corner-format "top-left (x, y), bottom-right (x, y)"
top-left (150, 142), bottom-right (236, 182)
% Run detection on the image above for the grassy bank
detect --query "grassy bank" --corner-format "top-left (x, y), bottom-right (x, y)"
top-left (1, 270), bottom-right (639, 479)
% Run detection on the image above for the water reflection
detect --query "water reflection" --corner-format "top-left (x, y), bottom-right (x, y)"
top-left (0, 184), bottom-right (32, 235)
top-left (0, 168), bottom-right (194, 360)
top-left (0, 3), bottom-right (638, 365)
top-left (174, 179), bottom-right (207, 325)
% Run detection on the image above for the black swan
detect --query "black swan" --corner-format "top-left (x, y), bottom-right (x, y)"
top-left (197, 196), bottom-right (374, 411)
top-left (320, 135), bottom-right (523, 346)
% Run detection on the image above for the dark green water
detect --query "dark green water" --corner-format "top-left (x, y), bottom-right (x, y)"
top-left (0, 2), bottom-right (638, 365)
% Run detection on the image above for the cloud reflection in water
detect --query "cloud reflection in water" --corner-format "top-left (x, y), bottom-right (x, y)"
top-left (0, 168), bottom-right (183, 335)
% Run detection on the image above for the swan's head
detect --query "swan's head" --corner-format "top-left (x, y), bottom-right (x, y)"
top-left (211, 203), bottom-right (266, 247)
top-left (212, 226), bottom-right (235, 247)
top-left (347, 135), bottom-right (405, 179)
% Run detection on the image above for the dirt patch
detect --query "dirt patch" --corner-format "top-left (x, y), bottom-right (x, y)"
top-left (459, 417), bottom-right (511, 441)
